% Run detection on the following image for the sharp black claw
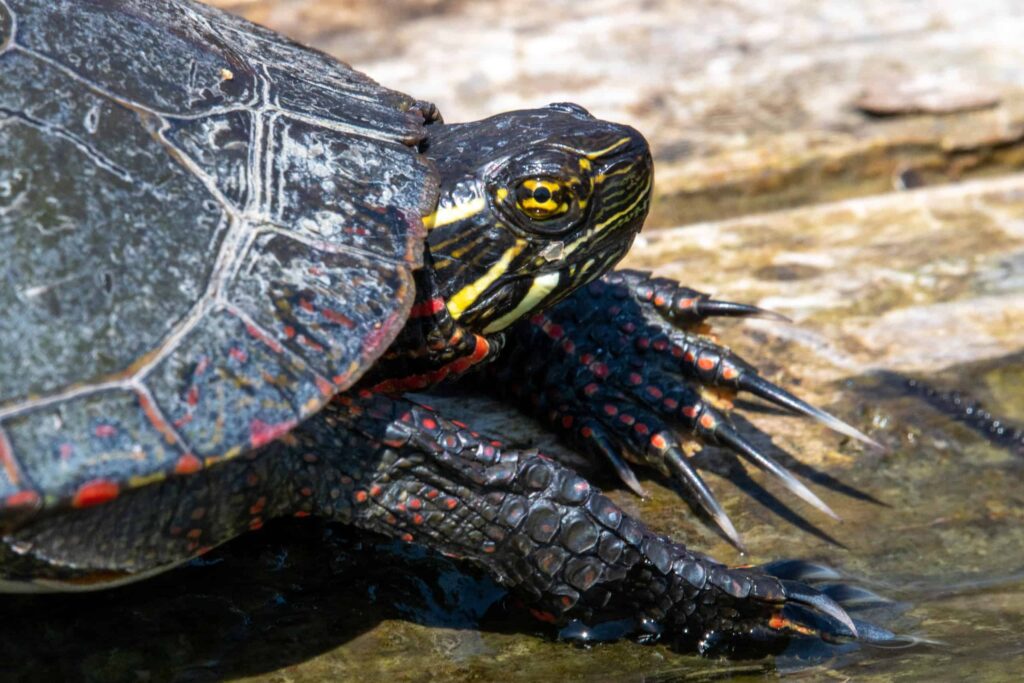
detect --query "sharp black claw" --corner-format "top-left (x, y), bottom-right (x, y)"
top-left (583, 423), bottom-right (648, 497)
top-left (737, 373), bottom-right (884, 450)
top-left (700, 299), bottom-right (791, 322)
top-left (606, 448), bottom-right (648, 498)
top-left (712, 422), bottom-right (840, 520)
top-left (781, 579), bottom-right (859, 639)
top-left (664, 446), bottom-right (745, 551)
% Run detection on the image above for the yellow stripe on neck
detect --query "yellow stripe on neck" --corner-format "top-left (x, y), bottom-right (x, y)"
top-left (482, 270), bottom-right (560, 334)
top-left (447, 242), bottom-right (524, 319)
top-left (423, 197), bottom-right (486, 230)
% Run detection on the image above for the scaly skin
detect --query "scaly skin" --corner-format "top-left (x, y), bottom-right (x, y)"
top-left (1, 391), bottom-right (859, 654)
top-left (484, 269), bottom-right (879, 547)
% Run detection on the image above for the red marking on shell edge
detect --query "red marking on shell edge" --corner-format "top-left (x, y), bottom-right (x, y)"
top-left (72, 479), bottom-right (120, 509)
top-left (249, 418), bottom-right (298, 449)
top-left (4, 490), bottom-right (40, 509)
top-left (315, 376), bottom-right (334, 397)
top-left (229, 346), bottom-right (248, 363)
top-left (174, 453), bottom-right (203, 475)
top-left (530, 609), bottom-right (558, 624)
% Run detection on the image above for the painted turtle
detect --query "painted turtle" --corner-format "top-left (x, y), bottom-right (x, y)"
top-left (0, 0), bottom-right (887, 653)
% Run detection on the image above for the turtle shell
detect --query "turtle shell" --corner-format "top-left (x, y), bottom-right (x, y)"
top-left (0, 0), bottom-right (438, 521)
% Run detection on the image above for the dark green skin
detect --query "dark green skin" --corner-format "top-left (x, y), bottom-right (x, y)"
top-left (0, 0), bottom-right (879, 655)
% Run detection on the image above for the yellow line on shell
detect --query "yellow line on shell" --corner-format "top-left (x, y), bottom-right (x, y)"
top-left (447, 242), bottom-right (524, 319)
top-left (422, 197), bottom-right (486, 230)
top-left (482, 270), bottom-right (560, 334)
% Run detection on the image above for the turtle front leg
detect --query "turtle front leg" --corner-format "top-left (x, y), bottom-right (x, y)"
top-left (481, 269), bottom-right (881, 547)
top-left (297, 393), bottom-right (875, 654)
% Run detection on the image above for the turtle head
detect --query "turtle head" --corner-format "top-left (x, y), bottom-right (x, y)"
top-left (422, 103), bottom-right (652, 334)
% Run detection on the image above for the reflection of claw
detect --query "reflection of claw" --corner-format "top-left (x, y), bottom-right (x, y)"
top-left (737, 372), bottom-right (884, 450)
top-left (708, 418), bottom-right (840, 521)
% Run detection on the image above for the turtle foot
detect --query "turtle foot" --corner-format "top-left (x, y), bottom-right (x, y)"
top-left (485, 269), bottom-right (881, 546)
top-left (318, 395), bottom-right (904, 656)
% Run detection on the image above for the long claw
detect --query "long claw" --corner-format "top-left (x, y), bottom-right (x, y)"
top-left (664, 447), bottom-right (745, 551)
top-left (712, 422), bottom-right (840, 520)
top-left (602, 446), bottom-right (648, 498)
top-left (737, 373), bottom-right (884, 450)
top-left (699, 299), bottom-right (791, 322)
top-left (781, 579), bottom-right (859, 639)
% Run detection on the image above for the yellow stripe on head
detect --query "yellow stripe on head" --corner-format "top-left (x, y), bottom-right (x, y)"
top-left (447, 241), bottom-right (525, 319)
top-left (423, 196), bottom-right (486, 230)
top-left (482, 270), bottom-right (560, 334)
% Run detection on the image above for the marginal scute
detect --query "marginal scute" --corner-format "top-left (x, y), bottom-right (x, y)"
top-left (3, 389), bottom-right (186, 498)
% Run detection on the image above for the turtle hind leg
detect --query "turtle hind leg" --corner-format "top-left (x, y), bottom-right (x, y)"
top-left (315, 392), bottom-right (866, 654)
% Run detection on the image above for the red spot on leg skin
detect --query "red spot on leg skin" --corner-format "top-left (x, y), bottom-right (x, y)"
top-left (249, 418), bottom-right (297, 449)
top-left (72, 479), bottom-right (120, 508)
top-left (174, 453), bottom-right (203, 475)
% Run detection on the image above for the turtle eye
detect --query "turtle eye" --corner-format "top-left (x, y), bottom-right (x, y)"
top-left (515, 178), bottom-right (570, 221)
